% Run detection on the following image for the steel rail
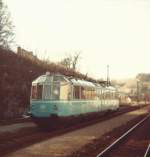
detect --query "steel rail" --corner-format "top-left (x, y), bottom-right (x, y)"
top-left (144, 144), bottom-right (150, 157)
top-left (96, 114), bottom-right (150, 157)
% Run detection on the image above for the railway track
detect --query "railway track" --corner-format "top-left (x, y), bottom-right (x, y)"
top-left (0, 105), bottom-right (148, 156)
top-left (96, 114), bottom-right (150, 157)
top-left (144, 144), bottom-right (150, 157)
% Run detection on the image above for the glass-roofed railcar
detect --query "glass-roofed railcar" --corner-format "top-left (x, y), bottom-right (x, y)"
top-left (30, 72), bottom-right (119, 127)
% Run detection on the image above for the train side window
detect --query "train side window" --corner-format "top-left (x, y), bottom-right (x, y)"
top-left (103, 91), bottom-right (105, 99)
top-left (109, 92), bottom-right (111, 99)
top-left (112, 92), bottom-right (115, 99)
top-left (105, 92), bottom-right (108, 99)
top-left (91, 89), bottom-right (96, 100)
top-left (99, 89), bottom-right (101, 99)
top-left (115, 92), bottom-right (118, 99)
top-left (91, 90), bottom-right (93, 100)
top-left (107, 91), bottom-right (110, 99)
top-left (100, 90), bottom-right (102, 99)
top-left (37, 85), bottom-right (43, 99)
top-left (93, 90), bottom-right (95, 100)
top-left (31, 85), bottom-right (37, 99)
top-left (102, 89), bottom-right (105, 99)
top-left (96, 89), bottom-right (99, 99)
top-left (81, 87), bottom-right (85, 99)
top-left (83, 87), bottom-right (89, 99)
top-left (73, 86), bottom-right (80, 99)
top-left (31, 85), bottom-right (43, 99)
top-left (110, 92), bottom-right (112, 99)
top-left (87, 88), bottom-right (92, 100)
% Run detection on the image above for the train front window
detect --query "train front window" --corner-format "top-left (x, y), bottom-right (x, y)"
top-left (52, 84), bottom-right (60, 100)
top-left (31, 85), bottom-right (43, 99)
top-left (42, 84), bottom-right (60, 100)
top-left (43, 85), bottom-right (51, 100)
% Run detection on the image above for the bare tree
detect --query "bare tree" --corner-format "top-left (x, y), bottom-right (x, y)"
top-left (60, 52), bottom-right (81, 70)
top-left (72, 52), bottom-right (81, 70)
top-left (0, 0), bottom-right (14, 49)
top-left (59, 55), bottom-right (72, 69)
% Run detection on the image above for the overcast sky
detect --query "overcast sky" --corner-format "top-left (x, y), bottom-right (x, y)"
top-left (4, 0), bottom-right (150, 79)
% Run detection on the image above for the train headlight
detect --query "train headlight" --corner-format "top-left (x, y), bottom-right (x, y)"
top-left (54, 90), bottom-right (59, 95)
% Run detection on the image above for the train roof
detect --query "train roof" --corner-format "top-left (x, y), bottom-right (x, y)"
top-left (32, 73), bottom-right (117, 90)
top-left (69, 78), bottom-right (96, 88)
top-left (106, 86), bottom-right (117, 90)
top-left (32, 74), bottom-right (69, 84)
top-left (32, 75), bottom-right (52, 85)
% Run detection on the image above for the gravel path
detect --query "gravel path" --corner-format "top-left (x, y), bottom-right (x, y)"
top-left (3, 106), bottom-right (150, 157)
top-left (0, 123), bottom-right (36, 133)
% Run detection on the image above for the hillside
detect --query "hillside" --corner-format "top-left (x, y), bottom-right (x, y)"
top-left (0, 49), bottom-right (43, 119)
top-left (0, 48), bottom-right (89, 119)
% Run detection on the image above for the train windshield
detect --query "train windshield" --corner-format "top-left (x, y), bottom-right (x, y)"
top-left (31, 75), bottom-right (70, 100)
top-left (31, 83), bottom-right (61, 100)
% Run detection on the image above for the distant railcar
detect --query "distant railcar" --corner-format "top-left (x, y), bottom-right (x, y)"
top-left (30, 72), bottom-right (119, 127)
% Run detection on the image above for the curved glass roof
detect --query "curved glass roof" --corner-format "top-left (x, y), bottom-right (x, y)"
top-left (32, 73), bottom-right (116, 91)
top-left (70, 79), bottom-right (96, 88)
top-left (32, 75), bottom-right (52, 84)
top-left (32, 74), bottom-right (68, 85)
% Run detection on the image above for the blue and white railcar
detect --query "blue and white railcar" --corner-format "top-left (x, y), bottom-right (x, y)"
top-left (30, 72), bottom-right (119, 125)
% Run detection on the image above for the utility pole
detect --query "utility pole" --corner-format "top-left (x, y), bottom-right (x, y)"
top-left (107, 65), bottom-right (110, 86)
top-left (137, 80), bottom-right (140, 105)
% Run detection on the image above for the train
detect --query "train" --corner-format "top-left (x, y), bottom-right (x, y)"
top-left (30, 72), bottom-right (119, 127)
